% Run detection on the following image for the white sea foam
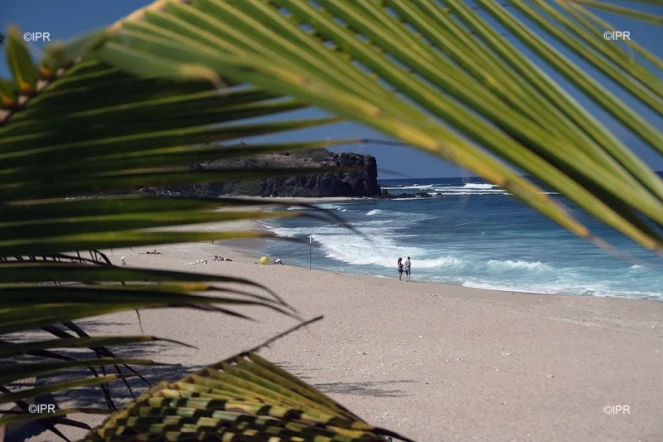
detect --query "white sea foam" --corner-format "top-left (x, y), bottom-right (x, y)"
top-left (463, 183), bottom-right (495, 189)
top-left (429, 183), bottom-right (508, 196)
top-left (461, 280), bottom-right (564, 294)
top-left (267, 225), bottom-right (349, 238)
top-left (286, 206), bottom-right (305, 211)
top-left (315, 203), bottom-right (346, 211)
top-left (434, 191), bottom-right (507, 196)
top-left (270, 216), bottom-right (457, 269)
top-left (353, 220), bottom-right (395, 226)
top-left (460, 280), bottom-right (661, 300)
top-left (318, 233), bottom-right (462, 269)
top-left (383, 182), bottom-right (558, 197)
top-left (366, 209), bottom-right (382, 216)
top-left (415, 256), bottom-right (464, 268)
top-left (486, 259), bottom-right (550, 271)
top-left (316, 234), bottom-right (425, 267)
top-left (381, 184), bottom-right (434, 191)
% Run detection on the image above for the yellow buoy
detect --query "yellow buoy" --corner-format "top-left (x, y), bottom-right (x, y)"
top-left (259, 256), bottom-right (269, 265)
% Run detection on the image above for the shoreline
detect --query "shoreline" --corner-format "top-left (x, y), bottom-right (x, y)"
top-left (27, 218), bottom-right (663, 441)
top-left (247, 211), bottom-right (663, 303)
top-left (154, 197), bottom-right (662, 302)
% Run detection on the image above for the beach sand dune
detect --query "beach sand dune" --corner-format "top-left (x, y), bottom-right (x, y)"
top-left (22, 221), bottom-right (663, 442)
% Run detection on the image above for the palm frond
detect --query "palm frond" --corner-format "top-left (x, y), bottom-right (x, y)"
top-left (0, 16), bottom-right (359, 433)
top-left (567, 0), bottom-right (663, 24)
top-left (92, 0), bottom-right (663, 254)
top-left (2, 0), bottom-right (661, 439)
top-left (562, 1), bottom-right (663, 71)
top-left (83, 352), bottom-right (411, 442)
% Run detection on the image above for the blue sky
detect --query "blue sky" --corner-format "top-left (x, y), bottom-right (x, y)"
top-left (1, 0), bottom-right (661, 178)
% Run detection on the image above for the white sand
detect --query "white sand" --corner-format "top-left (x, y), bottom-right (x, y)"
top-left (24, 219), bottom-right (663, 441)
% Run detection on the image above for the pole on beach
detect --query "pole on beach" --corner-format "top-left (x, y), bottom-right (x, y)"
top-left (309, 234), bottom-right (312, 270)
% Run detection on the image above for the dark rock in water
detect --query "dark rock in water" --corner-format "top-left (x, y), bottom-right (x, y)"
top-left (139, 149), bottom-right (381, 198)
top-left (381, 189), bottom-right (440, 200)
top-left (384, 191), bottom-right (434, 199)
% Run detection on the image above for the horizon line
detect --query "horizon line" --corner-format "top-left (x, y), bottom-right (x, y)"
top-left (379, 171), bottom-right (663, 181)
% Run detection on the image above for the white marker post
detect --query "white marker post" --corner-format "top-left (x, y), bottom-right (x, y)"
top-left (309, 234), bottom-right (312, 270)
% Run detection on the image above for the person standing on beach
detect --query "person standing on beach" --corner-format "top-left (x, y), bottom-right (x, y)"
top-left (404, 257), bottom-right (411, 282)
top-left (397, 257), bottom-right (404, 281)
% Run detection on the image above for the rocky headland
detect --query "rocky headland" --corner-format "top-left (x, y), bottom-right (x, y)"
top-left (139, 149), bottom-right (382, 199)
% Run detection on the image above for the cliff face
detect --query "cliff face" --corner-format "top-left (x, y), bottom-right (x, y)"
top-left (140, 150), bottom-right (381, 198)
top-left (260, 153), bottom-right (380, 197)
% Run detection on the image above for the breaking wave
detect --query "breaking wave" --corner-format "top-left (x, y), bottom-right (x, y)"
top-left (262, 185), bottom-right (663, 301)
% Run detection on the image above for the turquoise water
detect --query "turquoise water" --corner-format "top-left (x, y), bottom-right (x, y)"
top-left (260, 177), bottom-right (663, 301)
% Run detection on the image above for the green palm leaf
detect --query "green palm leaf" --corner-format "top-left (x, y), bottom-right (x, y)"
top-left (2, 0), bottom-right (661, 440)
top-left (567, 0), bottom-right (663, 24)
top-left (0, 14), bottom-right (364, 436)
top-left (84, 352), bottom-right (409, 442)
top-left (90, 0), bottom-right (663, 254)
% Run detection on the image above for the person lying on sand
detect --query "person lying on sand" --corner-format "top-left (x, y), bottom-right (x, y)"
top-left (141, 249), bottom-right (161, 255)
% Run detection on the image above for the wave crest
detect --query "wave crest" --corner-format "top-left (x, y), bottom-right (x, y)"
top-left (487, 260), bottom-right (549, 270)
top-left (463, 183), bottom-right (495, 189)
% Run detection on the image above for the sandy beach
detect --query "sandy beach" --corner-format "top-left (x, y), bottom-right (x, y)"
top-left (24, 217), bottom-right (663, 442)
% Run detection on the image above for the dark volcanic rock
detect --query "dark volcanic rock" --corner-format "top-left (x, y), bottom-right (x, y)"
top-left (139, 150), bottom-right (381, 199)
top-left (386, 191), bottom-right (433, 199)
top-left (260, 153), bottom-right (380, 197)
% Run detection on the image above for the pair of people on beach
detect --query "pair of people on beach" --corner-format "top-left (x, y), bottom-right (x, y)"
top-left (397, 257), bottom-right (411, 281)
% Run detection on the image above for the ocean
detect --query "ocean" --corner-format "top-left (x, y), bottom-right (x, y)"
top-left (259, 177), bottom-right (663, 301)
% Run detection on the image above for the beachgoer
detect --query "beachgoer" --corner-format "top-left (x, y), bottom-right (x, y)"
top-left (404, 257), bottom-right (411, 282)
top-left (397, 257), bottom-right (403, 281)
top-left (274, 258), bottom-right (283, 265)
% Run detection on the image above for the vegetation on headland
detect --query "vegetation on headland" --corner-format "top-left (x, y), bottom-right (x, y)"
top-left (1, 0), bottom-right (661, 440)
top-left (140, 147), bottom-right (382, 198)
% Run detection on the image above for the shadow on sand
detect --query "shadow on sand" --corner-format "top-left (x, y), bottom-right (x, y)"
top-left (274, 361), bottom-right (414, 398)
